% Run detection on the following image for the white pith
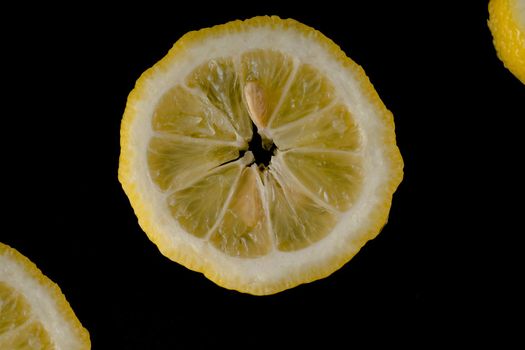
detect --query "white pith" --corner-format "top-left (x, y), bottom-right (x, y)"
top-left (0, 252), bottom-right (83, 349)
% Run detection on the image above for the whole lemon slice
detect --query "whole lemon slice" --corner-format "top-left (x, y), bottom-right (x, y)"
top-left (119, 16), bottom-right (403, 295)
top-left (488, 0), bottom-right (525, 83)
top-left (0, 243), bottom-right (90, 349)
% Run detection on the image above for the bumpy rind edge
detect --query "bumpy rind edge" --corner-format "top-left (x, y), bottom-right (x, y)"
top-left (0, 242), bottom-right (91, 348)
top-left (118, 15), bottom-right (404, 295)
top-left (488, 0), bottom-right (525, 84)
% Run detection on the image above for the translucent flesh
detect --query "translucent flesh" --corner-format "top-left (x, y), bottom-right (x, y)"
top-left (270, 64), bottom-right (335, 128)
top-left (271, 104), bottom-right (361, 151)
top-left (147, 49), bottom-right (362, 257)
top-left (147, 137), bottom-right (239, 192)
top-left (264, 170), bottom-right (338, 251)
top-left (186, 58), bottom-right (252, 139)
top-left (279, 150), bottom-right (363, 211)
top-left (153, 86), bottom-right (238, 142)
top-left (0, 283), bottom-right (54, 350)
top-left (0, 282), bottom-right (30, 334)
top-left (210, 166), bottom-right (271, 257)
top-left (168, 162), bottom-right (242, 238)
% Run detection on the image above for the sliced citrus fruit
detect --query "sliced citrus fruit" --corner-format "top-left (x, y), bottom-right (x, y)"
top-left (488, 0), bottom-right (525, 84)
top-left (119, 16), bottom-right (403, 295)
top-left (0, 243), bottom-right (90, 349)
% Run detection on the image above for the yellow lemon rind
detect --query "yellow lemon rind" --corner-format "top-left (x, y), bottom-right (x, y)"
top-left (488, 0), bottom-right (525, 84)
top-left (118, 16), bottom-right (404, 295)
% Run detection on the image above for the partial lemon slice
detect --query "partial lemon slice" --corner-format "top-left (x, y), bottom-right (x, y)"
top-left (488, 0), bottom-right (525, 84)
top-left (119, 16), bottom-right (403, 295)
top-left (0, 243), bottom-right (90, 349)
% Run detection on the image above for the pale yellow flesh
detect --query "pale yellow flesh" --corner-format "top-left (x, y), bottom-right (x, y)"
top-left (148, 48), bottom-right (363, 258)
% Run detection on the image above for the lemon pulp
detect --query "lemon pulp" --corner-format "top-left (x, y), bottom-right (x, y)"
top-left (148, 48), bottom-right (363, 258)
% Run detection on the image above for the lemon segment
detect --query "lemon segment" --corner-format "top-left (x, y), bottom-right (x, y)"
top-left (147, 136), bottom-right (239, 192)
top-left (264, 167), bottom-right (337, 251)
top-left (0, 282), bottom-right (31, 334)
top-left (0, 321), bottom-right (54, 350)
top-left (167, 160), bottom-right (243, 238)
top-left (279, 149), bottom-right (363, 211)
top-left (240, 50), bottom-right (295, 128)
top-left (186, 58), bottom-right (252, 140)
top-left (270, 63), bottom-right (335, 129)
top-left (270, 104), bottom-right (361, 151)
top-left (210, 165), bottom-right (271, 258)
top-left (153, 85), bottom-right (239, 142)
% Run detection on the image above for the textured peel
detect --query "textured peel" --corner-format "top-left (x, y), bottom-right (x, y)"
top-left (489, 0), bottom-right (525, 84)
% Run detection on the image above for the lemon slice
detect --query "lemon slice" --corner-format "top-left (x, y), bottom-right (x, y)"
top-left (0, 243), bottom-right (90, 349)
top-left (119, 16), bottom-right (403, 295)
top-left (488, 0), bottom-right (525, 84)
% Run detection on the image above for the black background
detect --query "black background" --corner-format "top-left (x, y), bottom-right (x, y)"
top-left (2, 1), bottom-right (522, 347)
